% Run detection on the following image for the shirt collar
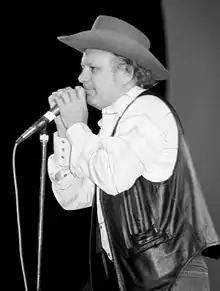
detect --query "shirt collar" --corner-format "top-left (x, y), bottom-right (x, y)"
top-left (102, 86), bottom-right (146, 117)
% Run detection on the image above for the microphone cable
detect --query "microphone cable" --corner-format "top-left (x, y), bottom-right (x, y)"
top-left (13, 142), bottom-right (29, 291)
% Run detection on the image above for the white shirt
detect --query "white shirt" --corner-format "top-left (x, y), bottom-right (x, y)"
top-left (47, 86), bottom-right (178, 260)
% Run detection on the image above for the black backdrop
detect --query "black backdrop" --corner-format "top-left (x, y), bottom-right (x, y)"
top-left (12, 3), bottom-right (168, 291)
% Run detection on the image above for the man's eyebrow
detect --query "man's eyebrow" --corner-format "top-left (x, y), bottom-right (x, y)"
top-left (81, 62), bottom-right (100, 68)
top-left (80, 62), bottom-right (92, 67)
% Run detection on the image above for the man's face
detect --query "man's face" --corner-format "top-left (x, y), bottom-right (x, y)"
top-left (78, 49), bottom-right (124, 110)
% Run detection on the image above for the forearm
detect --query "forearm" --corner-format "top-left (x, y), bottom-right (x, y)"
top-left (66, 123), bottom-right (150, 195)
top-left (47, 133), bottom-right (94, 210)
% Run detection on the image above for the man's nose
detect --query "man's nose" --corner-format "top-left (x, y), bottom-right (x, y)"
top-left (78, 70), bottom-right (90, 83)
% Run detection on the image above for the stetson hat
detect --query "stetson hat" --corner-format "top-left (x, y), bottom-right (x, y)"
top-left (58, 15), bottom-right (169, 80)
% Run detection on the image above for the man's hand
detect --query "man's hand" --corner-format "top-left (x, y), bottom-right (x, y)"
top-left (48, 86), bottom-right (88, 137)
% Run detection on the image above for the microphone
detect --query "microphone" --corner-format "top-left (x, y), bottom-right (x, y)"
top-left (16, 105), bottom-right (60, 144)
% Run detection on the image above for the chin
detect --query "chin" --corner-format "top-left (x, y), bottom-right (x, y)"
top-left (87, 98), bottom-right (102, 110)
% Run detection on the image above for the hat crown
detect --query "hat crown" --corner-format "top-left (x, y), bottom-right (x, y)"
top-left (91, 15), bottom-right (150, 49)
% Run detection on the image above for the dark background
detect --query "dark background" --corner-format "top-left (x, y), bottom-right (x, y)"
top-left (12, 1), bottom-right (220, 290)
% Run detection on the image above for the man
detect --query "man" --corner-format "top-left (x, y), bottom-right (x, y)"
top-left (47, 15), bottom-right (220, 291)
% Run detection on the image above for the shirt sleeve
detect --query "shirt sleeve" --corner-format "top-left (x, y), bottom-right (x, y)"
top-left (65, 103), bottom-right (176, 195)
top-left (47, 132), bottom-right (94, 210)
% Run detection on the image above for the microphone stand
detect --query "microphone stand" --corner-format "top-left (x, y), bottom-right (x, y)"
top-left (36, 126), bottom-right (49, 291)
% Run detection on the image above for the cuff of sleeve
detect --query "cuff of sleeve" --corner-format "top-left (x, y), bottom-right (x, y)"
top-left (66, 123), bottom-right (92, 151)
top-left (53, 132), bottom-right (70, 166)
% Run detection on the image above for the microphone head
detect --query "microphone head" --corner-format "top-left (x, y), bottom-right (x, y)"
top-left (51, 105), bottom-right (60, 116)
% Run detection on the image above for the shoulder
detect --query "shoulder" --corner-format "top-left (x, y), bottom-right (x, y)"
top-left (124, 94), bottom-right (178, 136)
top-left (127, 94), bottom-right (172, 117)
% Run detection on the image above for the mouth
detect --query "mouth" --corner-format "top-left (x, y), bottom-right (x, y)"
top-left (85, 88), bottom-right (95, 96)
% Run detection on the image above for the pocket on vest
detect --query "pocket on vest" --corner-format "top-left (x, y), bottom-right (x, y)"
top-left (131, 230), bottom-right (173, 255)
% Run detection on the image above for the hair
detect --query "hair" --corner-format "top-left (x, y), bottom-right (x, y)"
top-left (111, 54), bottom-right (157, 89)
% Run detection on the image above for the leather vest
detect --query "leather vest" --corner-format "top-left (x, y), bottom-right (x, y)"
top-left (90, 91), bottom-right (220, 291)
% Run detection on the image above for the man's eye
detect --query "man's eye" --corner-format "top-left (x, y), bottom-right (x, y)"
top-left (90, 66), bottom-right (97, 72)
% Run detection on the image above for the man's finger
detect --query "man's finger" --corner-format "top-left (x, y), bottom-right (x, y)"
top-left (75, 86), bottom-right (86, 101)
top-left (48, 93), bottom-right (59, 108)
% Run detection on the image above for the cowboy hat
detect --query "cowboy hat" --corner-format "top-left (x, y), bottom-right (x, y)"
top-left (58, 15), bottom-right (169, 80)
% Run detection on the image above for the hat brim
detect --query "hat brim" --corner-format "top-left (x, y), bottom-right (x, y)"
top-left (58, 30), bottom-right (169, 81)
